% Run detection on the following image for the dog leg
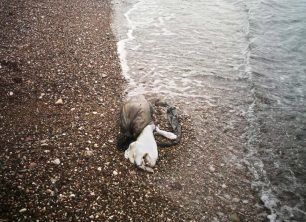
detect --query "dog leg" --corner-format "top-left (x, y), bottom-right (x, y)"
top-left (155, 126), bottom-right (177, 140)
top-left (138, 164), bottom-right (154, 173)
top-left (135, 153), bottom-right (154, 173)
top-left (125, 142), bottom-right (136, 163)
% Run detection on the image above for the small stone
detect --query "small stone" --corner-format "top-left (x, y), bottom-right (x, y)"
top-left (209, 165), bottom-right (215, 172)
top-left (19, 208), bottom-right (27, 213)
top-left (92, 111), bottom-right (98, 114)
top-left (52, 158), bottom-right (60, 165)
top-left (84, 150), bottom-right (93, 157)
top-left (108, 139), bottom-right (114, 143)
top-left (69, 194), bottom-right (76, 198)
top-left (217, 212), bottom-right (224, 217)
top-left (9, 91), bottom-right (13, 96)
top-left (39, 93), bottom-right (45, 99)
top-left (229, 213), bottom-right (240, 222)
top-left (41, 143), bottom-right (48, 147)
top-left (232, 197), bottom-right (240, 203)
top-left (102, 74), bottom-right (107, 78)
top-left (97, 167), bottom-right (102, 171)
top-left (71, 108), bottom-right (76, 111)
top-left (113, 170), bottom-right (118, 176)
top-left (29, 162), bottom-right (37, 169)
top-left (224, 194), bottom-right (231, 200)
top-left (221, 184), bottom-right (227, 189)
top-left (170, 182), bottom-right (183, 190)
top-left (55, 98), bottom-right (63, 105)
top-left (46, 189), bottom-right (54, 196)
top-left (187, 163), bottom-right (191, 167)
top-left (89, 215), bottom-right (94, 219)
top-left (94, 143), bottom-right (98, 148)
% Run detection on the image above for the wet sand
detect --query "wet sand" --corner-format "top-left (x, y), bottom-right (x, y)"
top-left (1, 0), bottom-right (266, 221)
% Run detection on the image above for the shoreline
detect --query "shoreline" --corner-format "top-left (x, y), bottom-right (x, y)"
top-left (1, 0), bottom-right (267, 221)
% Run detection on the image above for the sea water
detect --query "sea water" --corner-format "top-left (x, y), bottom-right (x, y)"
top-left (112, 0), bottom-right (306, 221)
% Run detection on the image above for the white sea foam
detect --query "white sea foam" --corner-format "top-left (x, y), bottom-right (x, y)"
top-left (116, 1), bottom-right (143, 92)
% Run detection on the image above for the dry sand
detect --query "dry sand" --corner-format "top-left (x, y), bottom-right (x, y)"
top-left (0, 0), bottom-right (267, 221)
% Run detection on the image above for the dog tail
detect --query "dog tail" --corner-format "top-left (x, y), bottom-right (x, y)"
top-left (157, 106), bottom-right (182, 148)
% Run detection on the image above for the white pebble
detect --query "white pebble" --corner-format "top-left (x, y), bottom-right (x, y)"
top-left (113, 170), bottom-right (118, 176)
top-left (209, 165), bottom-right (215, 172)
top-left (52, 158), bottom-right (60, 165)
top-left (38, 93), bottom-right (45, 99)
top-left (232, 197), bottom-right (240, 203)
top-left (69, 194), bottom-right (76, 198)
top-left (19, 208), bottom-right (27, 213)
top-left (84, 150), bottom-right (93, 157)
top-left (55, 98), bottom-right (63, 105)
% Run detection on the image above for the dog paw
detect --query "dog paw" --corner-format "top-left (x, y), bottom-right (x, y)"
top-left (146, 167), bottom-right (154, 173)
top-left (167, 133), bottom-right (177, 140)
top-left (138, 165), bottom-right (154, 173)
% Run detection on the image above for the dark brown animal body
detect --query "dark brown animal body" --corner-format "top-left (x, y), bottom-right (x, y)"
top-left (118, 95), bottom-right (153, 149)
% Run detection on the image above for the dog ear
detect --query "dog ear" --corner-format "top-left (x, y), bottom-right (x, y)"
top-left (117, 133), bottom-right (133, 151)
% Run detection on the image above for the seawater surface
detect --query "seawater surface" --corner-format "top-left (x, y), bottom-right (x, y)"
top-left (112, 0), bottom-right (306, 221)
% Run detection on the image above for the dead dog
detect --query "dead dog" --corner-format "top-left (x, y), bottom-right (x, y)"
top-left (118, 95), bottom-right (181, 173)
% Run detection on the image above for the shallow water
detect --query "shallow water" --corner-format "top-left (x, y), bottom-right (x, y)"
top-left (112, 0), bottom-right (306, 221)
